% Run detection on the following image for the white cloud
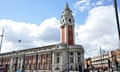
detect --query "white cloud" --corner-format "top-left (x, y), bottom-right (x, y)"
top-left (96, 0), bottom-right (103, 6)
top-left (74, 0), bottom-right (112, 12)
top-left (74, 0), bottom-right (90, 12)
top-left (76, 5), bottom-right (119, 58)
top-left (0, 17), bottom-right (60, 53)
top-left (0, 2), bottom-right (119, 59)
top-left (38, 17), bottom-right (60, 41)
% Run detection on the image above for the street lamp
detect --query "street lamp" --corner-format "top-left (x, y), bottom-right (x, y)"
top-left (22, 54), bottom-right (25, 72)
top-left (113, 0), bottom-right (120, 47)
top-left (0, 28), bottom-right (4, 53)
top-left (14, 40), bottom-right (22, 72)
top-left (100, 46), bottom-right (103, 71)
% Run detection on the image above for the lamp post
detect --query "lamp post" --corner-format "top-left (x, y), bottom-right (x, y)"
top-left (22, 54), bottom-right (25, 72)
top-left (100, 46), bottom-right (103, 71)
top-left (113, 0), bottom-right (120, 43)
top-left (15, 54), bottom-right (18, 72)
top-left (0, 28), bottom-right (4, 53)
top-left (1, 56), bottom-right (3, 67)
top-left (35, 53), bottom-right (38, 70)
top-left (100, 46), bottom-right (105, 71)
top-left (15, 40), bottom-right (22, 72)
top-left (114, 0), bottom-right (120, 71)
top-left (108, 59), bottom-right (111, 72)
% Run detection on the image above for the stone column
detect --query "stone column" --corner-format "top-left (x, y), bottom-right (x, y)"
top-left (74, 51), bottom-right (77, 70)
top-left (35, 53), bottom-right (38, 70)
top-left (17, 57), bottom-right (20, 70)
top-left (52, 52), bottom-right (54, 71)
top-left (10, 57), bottom-right (14, 72)
top-left (21, 55), bottom-right (25, 71)
top-left (62, 49), bottom-right (68, 71)
top-left (81, 52), bottom-right (84, 72)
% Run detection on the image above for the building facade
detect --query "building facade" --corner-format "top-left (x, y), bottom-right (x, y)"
top-left (0, 3), bottom-right (84, 72)
top-left (85, 49), bottom-right (120, 71)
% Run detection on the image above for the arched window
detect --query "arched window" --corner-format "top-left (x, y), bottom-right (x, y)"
top-left (63, 19), bottom-right (64, 22)
top-left (69, 19), bottom-right (71, 23)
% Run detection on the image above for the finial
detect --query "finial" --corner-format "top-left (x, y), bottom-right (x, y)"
top-left (64, 2), bottom-right (70, 10)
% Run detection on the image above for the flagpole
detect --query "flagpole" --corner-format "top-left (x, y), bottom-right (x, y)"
top-left (0, 28), bottom-right (4, 53)
top-left (100, 46), bottom-right (102, 70)
top-left (100, 46), bottom-right (104, 71)
top-left (113, 0), bottom-right (120, 48)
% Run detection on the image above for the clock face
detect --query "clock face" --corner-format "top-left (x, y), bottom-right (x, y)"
top-left (65, 11), bottom-right (69, 14)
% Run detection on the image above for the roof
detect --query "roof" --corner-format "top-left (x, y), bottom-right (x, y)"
top-left (0, 43), bottom-right (59, 56)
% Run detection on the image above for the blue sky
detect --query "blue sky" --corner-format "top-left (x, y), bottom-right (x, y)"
top-left (0, 0), bottom-right (119, 24)
top-left (0, 0), bottom-right (120, 58)
top-left (0, 0), bottom-right (71, 24)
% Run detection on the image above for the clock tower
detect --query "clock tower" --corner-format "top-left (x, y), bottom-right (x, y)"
top-left (60, 2), bottom-right (74, 45)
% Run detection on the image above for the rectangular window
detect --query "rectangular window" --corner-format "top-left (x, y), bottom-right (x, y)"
top-left (56, 53), bottom-right (60, 63)
top-left (43, 55), bottom-right (46, 64)
top-left (70, 57), bottom-right (73, 63)
top-left (77, 52), bottom-right (80, 55)
top-left (78, 57), bottom-right (81, 63)
top-left (69, 52), bottom-right (74, 63)
top-left (70, 52), bottom-right (73, 55)
top-left (57, 57), bottom-right (59, 63)
top-left (77, 52), bottom-right (81, 63)
top-left (70, 66), bottom-right (73, 70)
top-left (39, 63), bottom-right (41, 70)
top-left (38, 55), bottom-right (41, 64)
top-left (43, 63), bottom-right (46, 70)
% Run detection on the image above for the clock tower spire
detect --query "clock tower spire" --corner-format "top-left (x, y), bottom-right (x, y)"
top-left (60, 2), bottom-right (74, 45)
